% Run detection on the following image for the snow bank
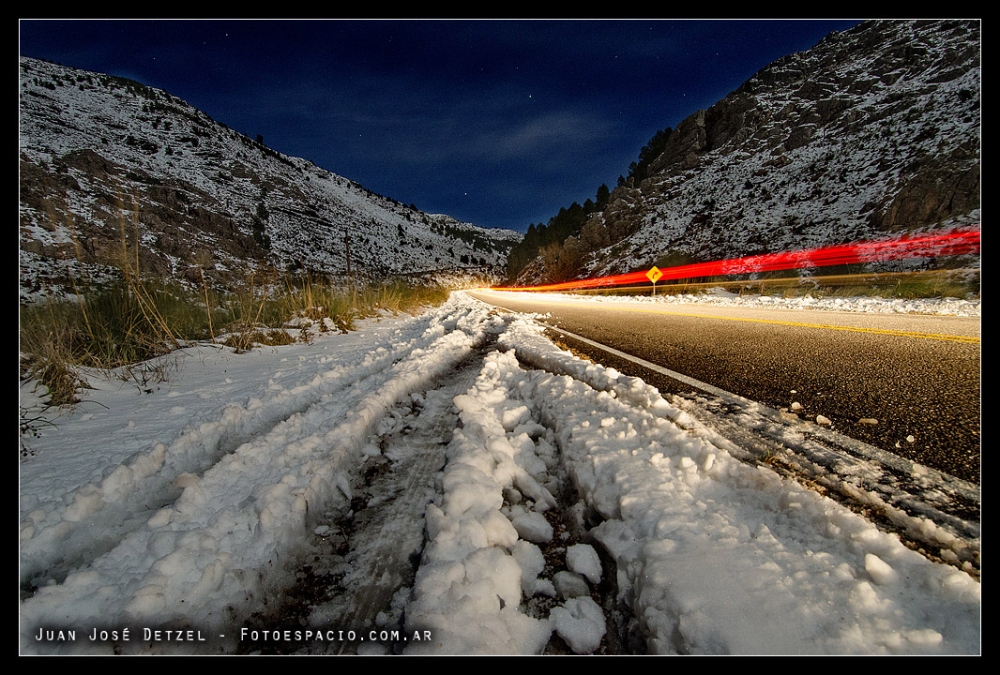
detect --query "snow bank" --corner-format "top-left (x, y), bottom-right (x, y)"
top-left (486, 317), bottom-right (980, 654)
top-left (20, 293), bottom-right (980, 655)
top-left (405, 350), bottom-right (555, 654)
top-left (20, 295), bottom-right (501, 653)
top-left (488, 289), bottom-right (981, 317)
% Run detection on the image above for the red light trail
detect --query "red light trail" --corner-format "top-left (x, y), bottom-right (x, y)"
top-left (493, 227), bottom-right (980, 293)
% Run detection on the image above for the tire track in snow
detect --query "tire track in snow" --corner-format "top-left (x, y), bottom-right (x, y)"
top-left (19, 302), bottom-right (477, 590)
top-left (403, 312), bottom-right (978, 654)
top-left (20, 297), bottom-right (505, 653)
top-left (242, 345), bottom-right (490, 654)
top-left (405, 334), bottom-right (622, 654)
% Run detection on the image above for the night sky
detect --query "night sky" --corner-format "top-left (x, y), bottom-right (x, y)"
top-left (19, 19), bottom-right (862, 232)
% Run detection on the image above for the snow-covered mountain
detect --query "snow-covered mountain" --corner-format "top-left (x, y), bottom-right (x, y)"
top-left (19, 56), bottom-right (521, 299)
top-left (515, 20), bottom-right (980, 283)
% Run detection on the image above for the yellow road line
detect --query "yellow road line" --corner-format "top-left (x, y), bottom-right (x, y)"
top-left (478, 295), bottom-right (980, 344)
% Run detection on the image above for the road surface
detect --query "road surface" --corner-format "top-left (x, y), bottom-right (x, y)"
top-left (469, 290), bottom-right (981, 484)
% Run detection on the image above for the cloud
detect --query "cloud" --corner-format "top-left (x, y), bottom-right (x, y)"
top-left (488, 112), bottom-right (611, 161)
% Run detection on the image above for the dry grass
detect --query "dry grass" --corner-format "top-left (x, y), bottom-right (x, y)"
top-left (218, 272), bottom-right (277, 353)
top-left (222, 328), bottom-right (296, 350)
top-left (19, 401), bottom-right (58, 457)
top-left (273, 271), bottom-right (358, 332)
top-left (356, 279), bottom-right (451, 316)
top-left (21, 269), bottom-right (452, 409)
top-left (113, 200), bottom-right (182, 351)
top-left (20, 198), bottom-right (454, 407)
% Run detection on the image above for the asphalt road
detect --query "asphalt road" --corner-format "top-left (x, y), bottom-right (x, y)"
top-left (469, 291), bottom-right (981, 484)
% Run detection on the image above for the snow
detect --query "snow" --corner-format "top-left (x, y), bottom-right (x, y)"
top-left (565, 544), bottom-right (602, 585)
top-left (551, 597), bottom-right (606, 654)
top-left (483, 287), bottom-right (981, 317)
top-left (19, 291), bottom-right (980, 655)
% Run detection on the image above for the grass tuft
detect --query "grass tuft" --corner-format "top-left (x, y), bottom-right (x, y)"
top-left (20, 269), bottom-right (453, 410)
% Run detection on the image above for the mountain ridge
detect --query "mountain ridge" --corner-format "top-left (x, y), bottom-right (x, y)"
top-left (509, 19), bottom-right (980, 284)
top-left (19, 56), bottom-right (521, 301)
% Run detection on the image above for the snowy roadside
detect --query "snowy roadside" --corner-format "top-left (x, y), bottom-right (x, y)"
top-left (20, 296), bottom-right (501, 653)
top-left (20, 292), bottom-right (980, 655)
top-left (486, 287), bottom-right (981, 317)
top-left (412, 317), bottom-right (979, 653)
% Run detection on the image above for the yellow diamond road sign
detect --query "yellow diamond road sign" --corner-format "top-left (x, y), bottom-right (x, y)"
top-left (647, 266), bottom-right (663, 284)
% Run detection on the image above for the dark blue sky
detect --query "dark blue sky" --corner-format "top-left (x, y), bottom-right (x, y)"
top-left (20, 19), bottom-right (861, 232)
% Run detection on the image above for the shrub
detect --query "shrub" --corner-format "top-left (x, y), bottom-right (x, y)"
top-left (20, 266), bottom-right (452, 408)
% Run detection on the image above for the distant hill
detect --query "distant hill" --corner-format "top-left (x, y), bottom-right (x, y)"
top-left (509, 20), bottom-right (980, 284)
top-left (19, 56), bottom-right (521, 300)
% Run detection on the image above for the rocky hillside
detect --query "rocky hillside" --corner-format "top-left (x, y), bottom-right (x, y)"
top-left (19, 57), bottom-right (521, 300)
top-left (521, 20), bottom-right (980, 283)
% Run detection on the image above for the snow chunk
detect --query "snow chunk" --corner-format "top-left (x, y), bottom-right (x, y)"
top-left (501, 405), bottom-right (530, 432)
top-left (63, 484), bottom-right (103, 522)
top-left (865, 553), bottom-right (900, 585)
top-left (511, 511), bottom-right (553, 543)
top-left (551, 596), bottom-right (606, 654)
top-left (511, 540), bottom-right (546, 597)
top-left (553, 571), bottom-right (591, 600)
top-left (566, 544), bottom-right (602, 584)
